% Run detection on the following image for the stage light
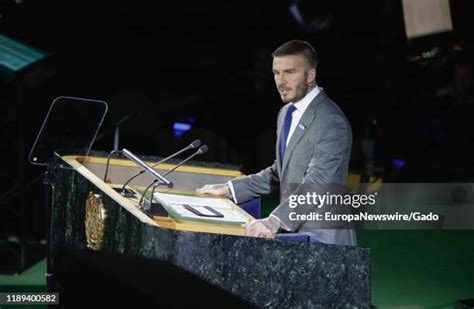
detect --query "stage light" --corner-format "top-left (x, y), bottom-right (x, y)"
top-left (392, 159), bottom-right (406, 169)
top-left (173, 122), bottom-right (192, 138)
top-left (0, 34), bottom-right (47, 73)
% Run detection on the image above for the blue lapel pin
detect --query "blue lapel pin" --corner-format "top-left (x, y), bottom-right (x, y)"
top-left (298, 124), bottom-right (306, 130)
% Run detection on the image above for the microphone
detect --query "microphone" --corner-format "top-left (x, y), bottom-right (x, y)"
top-left (162, 145), bottom-right (208, 177)
top-left (103, 149), bottom-right (123, 182)
top-left (122, 148), bottom-right (173, 188)
top-left (139, 145), bottom-right (209, 209)
top-left (120, 139), bottom-right (201, 194)
top-left (152, 139), bottom-right (201, 169)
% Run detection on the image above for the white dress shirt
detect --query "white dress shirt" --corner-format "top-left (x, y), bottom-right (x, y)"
top-left (286, 86), bottom-right (320, 145)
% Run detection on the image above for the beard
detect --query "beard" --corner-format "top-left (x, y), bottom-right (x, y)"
top-left (280, 82), bottom-right (310, 103)
top-left (293, 82), bottom-right (310, 102)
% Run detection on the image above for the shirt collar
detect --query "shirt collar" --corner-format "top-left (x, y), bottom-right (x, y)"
top-left (292, 86), bottom-right (320, 112)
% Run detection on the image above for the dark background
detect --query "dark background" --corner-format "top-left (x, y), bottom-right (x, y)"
top-left (1, 0), bottom-right (473, 269)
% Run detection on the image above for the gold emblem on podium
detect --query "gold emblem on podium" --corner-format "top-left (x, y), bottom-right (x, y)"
top-left (85, 192), bottom-right (107, 250)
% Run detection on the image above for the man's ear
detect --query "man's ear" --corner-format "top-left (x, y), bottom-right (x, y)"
top-left (307, 68), bottom-right (316, 84)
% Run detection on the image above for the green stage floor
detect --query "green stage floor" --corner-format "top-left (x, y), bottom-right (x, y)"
top-left (0, 259), bottom-right (46, 292)
top-left (0, 259), bottom-right (47, 309)
top-left (359, 230), bottom-right (474, 308)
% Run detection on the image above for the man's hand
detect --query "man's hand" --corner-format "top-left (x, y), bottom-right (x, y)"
top-left (196, 183), bottom-right (230, 196)
top-left (242, 216), bottom-right (281, 239)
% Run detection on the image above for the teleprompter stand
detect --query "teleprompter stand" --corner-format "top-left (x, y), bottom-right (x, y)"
top-left (28, 96), bottom-right (108, 291)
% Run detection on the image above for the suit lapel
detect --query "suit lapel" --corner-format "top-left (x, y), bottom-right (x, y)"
top-left (276, 105), bottom-right (288, 176)
top-left (280, 90), bottom-right (326, 177)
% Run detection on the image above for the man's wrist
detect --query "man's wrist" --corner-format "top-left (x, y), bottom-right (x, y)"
top-left (266, 215), bottom-right (282, 233)
top-left (269, 214), bottom-right (291, 232)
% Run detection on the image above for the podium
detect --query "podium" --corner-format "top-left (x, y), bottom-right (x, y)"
top-left (50, 152), bottom-right (370, 307)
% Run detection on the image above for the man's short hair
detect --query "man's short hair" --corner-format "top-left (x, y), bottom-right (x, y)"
top-left (272, 40), bottom-right (318, 69)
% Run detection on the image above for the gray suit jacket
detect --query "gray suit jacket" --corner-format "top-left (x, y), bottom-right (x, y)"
top-left (231, 89), bottom-right (357, 246)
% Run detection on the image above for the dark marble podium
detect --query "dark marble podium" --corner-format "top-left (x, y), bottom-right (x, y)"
top-left (50, 153), bottom-right (370, 307)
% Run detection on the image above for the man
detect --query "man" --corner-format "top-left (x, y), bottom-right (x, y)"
top-left (197, 40), bottom-right (356, 246)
